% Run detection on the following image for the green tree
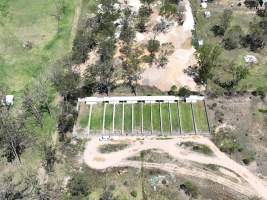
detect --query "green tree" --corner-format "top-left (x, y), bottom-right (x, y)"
top-left (215, 64), bottom-right (249, 92)
top-left (122, 47), bottom-right (144, 95)
top-left (157, 42), bottom-right (174, 67)
top-left (160, 4), bottom-right (177, 19)
top-left (212, 9), bottom-right (233, 36)
top-left (223, 25), bottom-right (244, 49)
top-left (141, 0), bottom-right (156, 10)
top-left (196, 44), bottom-right (222, 84)
top-left (119, 7), bottom-right (136, 45)
top-left (147, 39), bottom-right (160, 54)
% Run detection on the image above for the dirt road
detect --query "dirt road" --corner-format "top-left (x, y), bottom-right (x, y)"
top-left (83, 136), bottom-right (267, 199)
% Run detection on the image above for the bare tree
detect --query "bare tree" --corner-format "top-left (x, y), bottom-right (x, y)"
top-left (53, 0), bottom-right (65, 34)
top-left (0, 107), bottom-right (28, 164)
top-left (22, 76), bottom-right (51, 127)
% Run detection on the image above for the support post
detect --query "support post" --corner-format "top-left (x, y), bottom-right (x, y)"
top-left (141, 102), bottom-right (144, 134)
top-left (203, 100), bottom-right (211, 134)
top-left (150, 103), bottom-right (153, 134)
top-left (122, 102), bottom-right (125, 135)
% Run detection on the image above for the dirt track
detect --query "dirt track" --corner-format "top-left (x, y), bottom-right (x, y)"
top-left (83, 136), bottom-right (267, 199)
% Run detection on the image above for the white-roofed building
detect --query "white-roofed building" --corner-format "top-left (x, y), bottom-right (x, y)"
top-left (2, 95), bottom-right (14, 106)
top-left (185, 95), bottom-right (205, 103)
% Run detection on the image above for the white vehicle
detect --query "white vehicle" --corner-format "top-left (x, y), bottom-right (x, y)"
top-left (99, 135), bottom-right (111, 141)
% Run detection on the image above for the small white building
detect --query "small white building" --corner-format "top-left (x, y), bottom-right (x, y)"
top-left (244, 55), bottom-right (257, 64)
top-left (204, 11), bottom-right (211, 18)
top-left (2, 95), bottom-right (14, 106)
top-left (198, 39), bottom-right (204, 46)
top-left (185, 95), bottom-right (205, 103)
top-left (201, 2), bottom-right (207, 9)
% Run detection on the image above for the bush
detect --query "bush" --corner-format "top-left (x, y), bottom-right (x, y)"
top-left (180, 142), bottom-right (213, 155)
top-left (211, 25), bottom-right (225, 36)
top-left (98, 143), bottom-right (129, 153)
top-left (251, 87), bottom-right (266, 99)
top-left (177, 86), bottom-right (192, 97)
top-left (212, 131), bottom-right (240, 154)
top-left (147, 39), bottom-right (160, 54)
top-left (130, 190), bottom-right (137, 198)
top-left (168, 85), bottom-right (178, 95)
top-left (67, 173), bottom-right (90, 197)
top-left (180, 181), bottom-right (199, 198)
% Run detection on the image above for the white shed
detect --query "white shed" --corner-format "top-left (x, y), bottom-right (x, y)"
top-left (185, 95), bottom-right (205, 103)
top-left (244, 55), bottom-right (257, 64)
top-left (201, 2), bottom-right (207, 9)
top-left (204, 11), bottom-right (211, 18)
top-left (3, 95), bottom-right (14, 106)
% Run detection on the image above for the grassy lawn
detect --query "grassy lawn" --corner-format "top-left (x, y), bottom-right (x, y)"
top-left (114, 104), bottom-right (122, 133)
top-left (143, 104), bottom-right (151, 132)
top-left (79, 106), bottom-right (89, 129)
top-left (193, 101), bottom-right (209, 132)
top-left (191, 0), bottom-right (267, 92)
top-left (152, 103), bottom-right (161, 132)
top-left (0, 0), bottom-right (77, 95)
top-left (161, 103), bottom-right (170, 134)
top-left (179, 102), bottom-right (194, 133)
top-left (90, 103), bottom-right (103, 133)
top-left (124, 104), bottom-right (132, 133)
top-left (170, 103), bottom-right (180, 133)
top-left (134, 103), bottom-right (141, 132)
top-left (104, 104), bottom-right (113, 132)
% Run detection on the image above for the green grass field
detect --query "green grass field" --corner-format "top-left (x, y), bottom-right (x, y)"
top-left (193, 102), bottom-right (209, 132)
top-left (114, 104), bottom-right (123, 133)
top-left (80, 101), bottom-right (209, 135)
top-left (170, 103), bottom-right (180, 133)
top-left (161, 103), bottom-right (170, 133)
top-left (152, 103), bottom-right (161, 132)
top-left (79, 106), bottom-right (90, 128)
top-left (90, 103), bottom-right (103, 133)
top-left (143, 104), bottom-right (151, 132)
top-left (179, 102), bottom-right (194, 133)
top-left (124, 104), bottom-right (132, 133)
top-left (105, 104), bottom-right (113, 132)
top-left (0, 0), bottom-right (77, 95)
top-left (134, 103), bottom-right (142, 132)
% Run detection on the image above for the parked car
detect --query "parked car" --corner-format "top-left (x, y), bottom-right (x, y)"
top-left (99, 135), bottom-right (111, 141)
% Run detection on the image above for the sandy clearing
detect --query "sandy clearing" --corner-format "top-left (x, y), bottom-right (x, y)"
top-left (138, 0), bottom-right (200, 91)
top-left (83, 136), bottom-right (267, 199)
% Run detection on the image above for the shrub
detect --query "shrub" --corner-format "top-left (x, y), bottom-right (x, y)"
top-left (67, 173), bottom-right (90, 197)
top-left (212, 131), bottom-right (240, 154)
top-left (251, 88), bottom-right (266, 99)
top-left (180, 181), bottom-right (199, 198)
top-left (177, 86), bottom-right (192, 97)
top-left (130, 190), bottom-right (137, 198)
top-left (147, 39), bottom-right (160, 54)
top-left (168, 85), bottom-right (178, 95)
top-left (98, 143), bottom-right (129, 153)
